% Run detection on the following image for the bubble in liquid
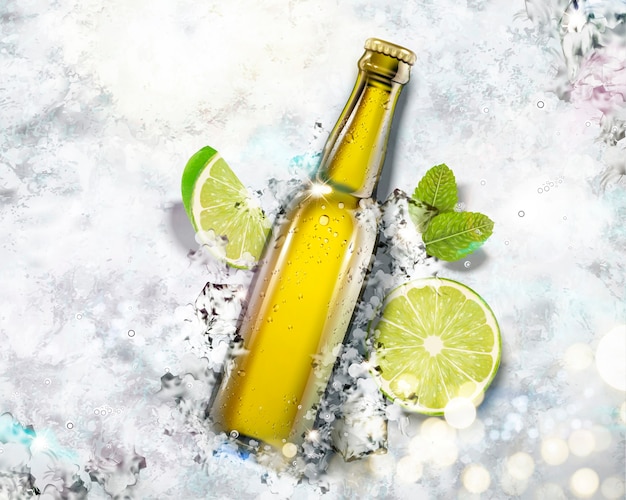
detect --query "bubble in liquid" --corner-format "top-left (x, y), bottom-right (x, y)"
top-left (319, 215), bottom-right (329, 226)
top-left (537, 101), bottom-right (545, 108)
top-left (483, 107), bottom-right (489, 113)
top-left (76, 313), bottom-right (82, 320)
top-left (504, 240), bottom-right (510, 245)
top-left (585, 121), bottom-right (591, 127)
top-left (44, 378), bottom-right (51, 386)
top-left (66, 422), bottom-right (74, 430)
top-left (464, 261), bottom-right (471, 269)
top-left (537, 188), bottom-right (543, 193)
top-left (229, 430), bottom-right (239, 439)
top-left (127, 329), bottom-right (135, 337)
top-left (518, 211), bottom-right (525, 217)
top-left (338, 202), bottom-right (344, 209)
top-left (94, 409), bottom-right (100, 416)
top-left (480, 179), bottom-right (486, 186)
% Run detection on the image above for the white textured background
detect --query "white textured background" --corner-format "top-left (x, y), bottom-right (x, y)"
top-left (1, 0), bottom-right (625, 498)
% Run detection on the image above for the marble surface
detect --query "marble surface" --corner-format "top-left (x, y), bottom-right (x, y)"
top-left (1, 0), bottom-right (625, 498)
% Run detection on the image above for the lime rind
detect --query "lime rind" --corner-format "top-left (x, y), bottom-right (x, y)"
top-left (367, 277), bottom-right (501, 415)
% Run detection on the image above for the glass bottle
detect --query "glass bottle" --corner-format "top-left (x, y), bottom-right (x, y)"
top-left (210, 38), bottom-right (416, 452)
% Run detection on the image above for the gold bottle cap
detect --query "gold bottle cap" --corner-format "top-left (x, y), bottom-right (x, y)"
top-left (364, 38), bottom-right (416, 66)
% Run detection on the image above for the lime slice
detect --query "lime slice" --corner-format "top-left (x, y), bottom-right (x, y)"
top-left (181, 146), bottom-right (271, 269)
top-left (367, 277), bottom-right (501, 415)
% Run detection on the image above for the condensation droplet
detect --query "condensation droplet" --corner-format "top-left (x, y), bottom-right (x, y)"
top-left (518, 211), bottom-right (525, 217)
top-left (229, 430), bottom-right (239, 439)
top-left (127, 329), bottom-right (135, 337)
top-left (319, 215), bottom-right (329, 226)
top-left (537, 101), bottom-right (545, 108)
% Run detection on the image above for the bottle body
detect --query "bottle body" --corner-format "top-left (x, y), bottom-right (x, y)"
top-left (210, 39), bottom-right (415, 450)
top-left (212, 187), bottom-right (378, 448)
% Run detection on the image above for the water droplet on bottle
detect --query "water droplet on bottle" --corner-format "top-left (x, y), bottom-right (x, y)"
top-left (319, 215), bottom-right (329, 226)
top-left (127, 329), bottom-right (135, 337)
top-left (230, 430), bottom-right (239, 439)
top-left (323, 238), bottom-right (329, 243)
top-left (518, 210), bottom-right (525, 217)
top-left (537, 101), bottom-right (545, 108)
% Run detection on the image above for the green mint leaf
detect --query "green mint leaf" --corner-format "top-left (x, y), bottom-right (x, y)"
top-left (413, 164), bottom-right (458, 213)
top-left (423, 212), bottom-right (494, 261)
top-left (407, 198), bottom-right (439, 232)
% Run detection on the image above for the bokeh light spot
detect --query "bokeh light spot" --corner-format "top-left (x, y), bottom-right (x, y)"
top-left (506, 452), bottom-right (535, 480)
top-left (601, 476), bottom-right (625, 499)
top-left (564, 343), bottom-right (593, 371)
top-left (395, 455), bottom-right (423, 483)
top-left (569, 468), bottom-right (599, 498)
top-left (595, 324), bottom-right (626, 391)
top-left (444, 397), bottom-right (476, 429)
top-left (462, 464), bottom-right (490, 494)
top-left (568, 429), bottom-right (595, 457)
top-left (541, 437), bottom-right (569, 465)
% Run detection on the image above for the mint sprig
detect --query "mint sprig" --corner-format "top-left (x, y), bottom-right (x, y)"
top-left (423, 212), bottom-right (494, 261)
top-left (410, 164), bottom-right (494, 261)
top-left (413, 163), bottom-right (458, 212)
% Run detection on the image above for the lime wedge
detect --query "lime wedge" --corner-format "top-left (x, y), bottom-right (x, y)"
top-left (181, 146), bottom-right (271, 269)
top-left (367, 277), bottom-right (501, 415)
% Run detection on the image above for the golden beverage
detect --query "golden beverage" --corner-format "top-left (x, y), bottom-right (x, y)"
top-left (211, 38), bottom-right (415, 451)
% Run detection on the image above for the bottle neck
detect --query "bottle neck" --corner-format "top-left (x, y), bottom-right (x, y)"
top-left (317, 52), bottom-right (410, 198)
